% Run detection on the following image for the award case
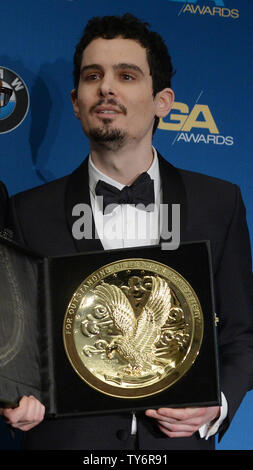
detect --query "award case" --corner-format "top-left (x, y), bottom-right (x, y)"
top-left (0, 236), bottom-right (221, 417)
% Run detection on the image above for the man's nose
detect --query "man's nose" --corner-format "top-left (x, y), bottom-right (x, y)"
top-left (98, 74), bottom-right (116, 97)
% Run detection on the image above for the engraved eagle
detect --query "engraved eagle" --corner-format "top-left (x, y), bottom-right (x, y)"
top-left (93, 276), bottom-right (171, 374)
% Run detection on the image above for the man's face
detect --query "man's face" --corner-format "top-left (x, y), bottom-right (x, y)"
top-left (71, 37), bottom-right (170, 149)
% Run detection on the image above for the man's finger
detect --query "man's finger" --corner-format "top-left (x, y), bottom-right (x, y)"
top-left (157, 419), bottom-right (199, 433)
top-left (3, 395), bottom-right (45, 431)
top-left (146, 407), bottom-right (206, 422)
top-left (158, 423), bottom-right (195, 438)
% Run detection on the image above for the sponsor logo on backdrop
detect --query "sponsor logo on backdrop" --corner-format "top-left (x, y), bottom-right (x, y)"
top-left (169, 0), bottom-right (239, 19)
top-left (159, 96), bottom-right (234, 146)
top-left (0, 67), bottom-right (29, 134)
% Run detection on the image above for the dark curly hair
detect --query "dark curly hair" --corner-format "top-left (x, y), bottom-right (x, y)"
top-left (73, 14), bottom-right (175, 132)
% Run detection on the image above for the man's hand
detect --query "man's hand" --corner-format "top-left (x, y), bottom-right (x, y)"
top-left (0, 395), bottom-right (45, 431)
top-left (145, 406), bottom-right (220, 438)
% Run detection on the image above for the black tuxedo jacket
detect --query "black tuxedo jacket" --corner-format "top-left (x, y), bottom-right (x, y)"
top-left (8, 153), bottom-right (253, 450)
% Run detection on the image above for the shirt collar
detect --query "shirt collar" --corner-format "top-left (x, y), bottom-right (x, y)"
top-left (88, 147), bottom-right (160, 197)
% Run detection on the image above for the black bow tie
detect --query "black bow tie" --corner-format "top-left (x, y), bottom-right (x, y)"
top-left (95, 172), bottom-right (155, 214)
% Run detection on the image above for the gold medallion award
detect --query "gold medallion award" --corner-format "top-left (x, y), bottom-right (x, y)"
top-left (63, 259), bottom-right (204, 399)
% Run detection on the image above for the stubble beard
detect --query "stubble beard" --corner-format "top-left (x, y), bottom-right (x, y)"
top-left (88, 123), bottom-right (128, 151)
top-left (88, 98), bottom-right (128, 151)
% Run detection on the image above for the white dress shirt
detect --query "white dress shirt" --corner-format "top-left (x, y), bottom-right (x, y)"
top-left (88, 148), bottom-right (227, 439)
top-left (89, 148), bottom-right (161, 250)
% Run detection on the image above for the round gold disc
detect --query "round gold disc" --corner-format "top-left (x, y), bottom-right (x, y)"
top-left (63, 258), bottom-right (204, 399)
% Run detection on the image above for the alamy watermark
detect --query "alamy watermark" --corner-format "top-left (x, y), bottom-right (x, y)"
top-left (72, 199), bottom-right (181, 250)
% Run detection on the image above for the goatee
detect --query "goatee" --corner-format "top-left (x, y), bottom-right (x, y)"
top-left (89, 126), bottom-right (127, 151)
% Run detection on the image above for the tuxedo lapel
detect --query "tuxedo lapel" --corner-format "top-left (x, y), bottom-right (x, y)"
top-left (65, 157), bottom-right (103, 253)
top-left (157, 152), bottom-right (188, 242)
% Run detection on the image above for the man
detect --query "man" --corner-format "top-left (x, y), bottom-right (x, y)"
top-left (5, 14), bottom-right (253, 450)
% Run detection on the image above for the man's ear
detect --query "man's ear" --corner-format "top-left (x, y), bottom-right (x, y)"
top-left (154, 88), bottom-right (174, 119)
top-left (71, 89), bottom-right (80, 119)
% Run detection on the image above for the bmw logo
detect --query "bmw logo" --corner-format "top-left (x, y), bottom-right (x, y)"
top-left (0, 67), bottom-right (30, 134)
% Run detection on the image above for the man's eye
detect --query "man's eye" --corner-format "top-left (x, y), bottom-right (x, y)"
top-left (121, 73), bottom-right (135, 81)
top-left (85, 73), bottom-right (101, 81)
